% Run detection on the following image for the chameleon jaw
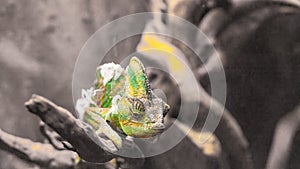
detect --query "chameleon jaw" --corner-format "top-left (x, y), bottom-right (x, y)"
top-left (152, 122), bottom-right (165, 130)
top-left (118, 119), bottom-right (165, 138)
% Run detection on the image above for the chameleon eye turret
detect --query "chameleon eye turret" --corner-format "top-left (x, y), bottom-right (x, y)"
top-left (132, 99), bottom-right (145, 112)
top-left (76, 56), bottom-right (170, 148)
top-left (127, 97), bottom-right (146, 113)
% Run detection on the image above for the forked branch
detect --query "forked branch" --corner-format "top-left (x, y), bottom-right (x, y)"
top-left (0, 128), bottom-right (77, 169)
top-left (24, 94), bottom-right (113, 163)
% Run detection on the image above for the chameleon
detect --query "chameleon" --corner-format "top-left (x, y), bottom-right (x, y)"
top-left (76, 57), bottom-right (170, 149)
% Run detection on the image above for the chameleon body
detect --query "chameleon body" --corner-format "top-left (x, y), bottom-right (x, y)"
top-left (77, 57), bottom-right (169, 148)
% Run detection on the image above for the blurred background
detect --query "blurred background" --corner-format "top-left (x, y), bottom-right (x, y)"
top-left (0, 0), bottom-right (300, 169)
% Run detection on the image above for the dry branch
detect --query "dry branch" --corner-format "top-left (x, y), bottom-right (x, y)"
top-left (0, 128), bottom-right (77, 169)
top-left (266, 105), bottom-right (300, 169)
top-left (197, 83), bottom-right (254, 169)
top-left (39, 121), bottom-right (67, 150)
top-left (25, 94), bottom-right (114, 163)
top-left (149, 67), bottom-right (253, 169)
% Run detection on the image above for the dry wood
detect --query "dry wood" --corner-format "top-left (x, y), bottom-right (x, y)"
top-left (0, 128), bottom-right (77, 169)
top-left (266, 105), bottom-right (300, 169)
top-left (25, 94), bottom-right (114, 163)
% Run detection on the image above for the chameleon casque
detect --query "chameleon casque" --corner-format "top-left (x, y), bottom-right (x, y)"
top-left (77, 57), bottom-right (170, 149)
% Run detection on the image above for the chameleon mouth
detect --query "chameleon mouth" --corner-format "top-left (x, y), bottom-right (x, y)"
top-left (152, 123), bottom-right (165, 130)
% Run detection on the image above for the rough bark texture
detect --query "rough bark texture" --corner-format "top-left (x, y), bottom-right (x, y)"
top-left (0, 128), bottom-right (77, 169)
top-left (25, 94), bottom-right (113, 163)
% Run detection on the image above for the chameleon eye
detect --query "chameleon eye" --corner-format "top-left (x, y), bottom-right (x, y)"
top-left (132, 100), bottom-right (145, 112)
top-left (127, 97), bottom-right (145, 113)
top-left (129, 101), bottom-right (144, 122)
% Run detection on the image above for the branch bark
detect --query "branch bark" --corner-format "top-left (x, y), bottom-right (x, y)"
top-left (24, 94), bottom-right (114, 163)
top-left (39, 121), bottom-right (67, 150)
top-left (0, 128), bottom-right (77, 169)
top-left (197, 83), bottom-right (254, 169)
top-left (148, 67), bottom-right (253, 169)
top-left (266, 105), bottom-right (300, 169)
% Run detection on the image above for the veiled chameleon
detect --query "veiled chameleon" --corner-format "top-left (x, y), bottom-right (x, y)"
top-left (76, 57), bottom-right (170, 149)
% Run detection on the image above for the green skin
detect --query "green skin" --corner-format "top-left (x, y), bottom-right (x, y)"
top-left (83, 57), bottom-right (170, 147)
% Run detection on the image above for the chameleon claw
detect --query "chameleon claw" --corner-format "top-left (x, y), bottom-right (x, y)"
top-left (125, 136), bottom-right (134, 142)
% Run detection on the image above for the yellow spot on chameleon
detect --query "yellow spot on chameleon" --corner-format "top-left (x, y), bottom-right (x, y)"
top-left (120, 120), bottom-right (142, 128)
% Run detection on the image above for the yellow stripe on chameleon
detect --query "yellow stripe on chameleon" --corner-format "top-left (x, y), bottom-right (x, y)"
top-left (127, 76), bottom-right (146, 98)
top-left (131, 89), bottom-right (144, 98)
top-left (138, 34), bottom-right (184, 72)
top-left (120, 120), bottom-right (143, 128)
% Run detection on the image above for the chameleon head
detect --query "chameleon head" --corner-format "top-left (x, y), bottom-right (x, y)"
top-left (116, 57), bottom-right (170, 137)
top-left (116, 94), bottom-right (169, 137)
